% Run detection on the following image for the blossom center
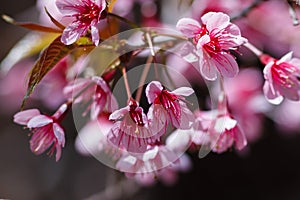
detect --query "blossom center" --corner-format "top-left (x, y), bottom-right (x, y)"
top-left (76, 2), bottom-right (101, 25)
top-left (193, 25), bottom-right (209, 44)
top-left (271, 62), bottom-right (298, 88)
top-left (154, 90), bottom-right (181, 117)
top-left (128, 100), bottom-right (145, 126)
top-left (193, 25), bottom-right (221, 55)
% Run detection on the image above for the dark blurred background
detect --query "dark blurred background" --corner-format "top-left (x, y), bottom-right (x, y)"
top-left (1, 1), bottom-right (300, 200)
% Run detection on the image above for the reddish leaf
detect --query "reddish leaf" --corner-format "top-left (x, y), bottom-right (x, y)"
top-left (2, 14), bottom-right (62, 33)
top-left (21, 36), bottom-right (77, 108)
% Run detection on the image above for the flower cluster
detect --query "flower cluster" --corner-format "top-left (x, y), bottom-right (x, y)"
top-left (3, 0), bottom-right (300, 188)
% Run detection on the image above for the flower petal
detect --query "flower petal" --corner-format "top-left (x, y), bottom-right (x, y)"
top-left (13, 109), bottom-right (40, 125)
top-left (263, 81), bottom-right (283, 105)
top-left (211, 52), bottom-right (239, 78)
top-left (201, 12), bottom-right (230, 32)
top-left (145, 81), bottom-right (163, 104)
top-left (176, 18), bottom-right (201, 38)
top-left (53, 123), bottom-right (65, 146)
top-left (27, 115), bottom-right (53, 128)
top-left (61, 21), bottom-right (88, 45)
top-left (172, 87), bottom-right (194, 97)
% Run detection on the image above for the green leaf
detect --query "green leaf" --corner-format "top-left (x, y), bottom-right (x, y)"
top-left (21, 36), bottom-right (77, 108)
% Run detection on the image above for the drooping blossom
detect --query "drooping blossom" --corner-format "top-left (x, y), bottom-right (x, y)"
top-left (107, 99), bottom-right (156, 153)
top-left (13, 103), bottom-right (69, 161)
top-left (146, 81), bottom-right (195, 136)
top-left (64, 76), bottom-right (118, 119)
top-left (224, 68), bottom-right (269, 142)
top-left (176, 12), bottom-right (247, 80)
top-left (261, 52), bottom-right (300, 105)
top-left (186, 93), bottom-right (247, 153)
top-left (75, 113), bottom-right (113, 156)
top-left (55, 0), bottom-right (107, 45)
top-left (116, 145), bottom-right (191, 186)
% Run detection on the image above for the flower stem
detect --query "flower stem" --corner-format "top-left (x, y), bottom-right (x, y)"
top-left (243, 42), bottom-right (263, 57)
top-left (122, 66), bottom-right (132, 100)
top-left (135, 56), bottom-right (153, 102)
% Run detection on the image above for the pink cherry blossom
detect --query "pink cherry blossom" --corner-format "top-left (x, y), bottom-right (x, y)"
top-left (176, 12), bottom-right (247, 80)
top-left (55, 0), bottom-right (107, 45)
top-left (107, 99), bottom-right (156, 153)
top-left (146, 81), bottom-right (195, 135)
top-left (64, 76), bottom-right (118, 119)
top-left (75, 113), bottom-right (113, 156)
top-left (224, 68), bottom-right (269, 142)
top-left (261, 52), bottom-right (300, 105)
top-left (13, 104), bottom-right (69, 161)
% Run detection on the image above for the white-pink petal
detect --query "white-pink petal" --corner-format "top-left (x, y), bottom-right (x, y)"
top-left (53, 123), bottom-right (65, 146)
top-left (201, 12), bottom-right (230, 32)
top-left (27, 115), bottom-right (53, 128)
top-left (13, 109), bottom-right (41, 125)
top-left (172, 87), bottom-right (194, 97)
top-left (212, 53), bottom-right (239, 78)
top-left (263, 81), bottom-right (283, 105)
top-left (145, 81), bottom-right (163, 104)
top-left (176, 18), bottom-right (201, 38)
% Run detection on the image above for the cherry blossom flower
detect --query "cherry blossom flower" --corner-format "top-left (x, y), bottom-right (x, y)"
top-left (146, 81), bottom-right (195, 135)
top-left (55, 0), bottom-right (107, 45)
top-left (75, 113), bottom-right (113, 156)
top-left (13, 104), bottom-right (69, 161)
top-left (224, 68), bottom-right (269, 142)
top-left (107, 99), bottom-right (156, 153)
top-left (176, 12), bottom-right (247, 80)
top-left (116, 144), bottom-right (190, 185)
top-left (64, 76), bottom-right (118, 119)
top-left (261, 52), bottom-right (300, 105)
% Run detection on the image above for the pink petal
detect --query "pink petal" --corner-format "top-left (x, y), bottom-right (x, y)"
top-left (211, 52), bottom-right (239, 78)
top-left (172, 87), bottom-right (194, 97)
top-left (116, 155), bottom-right (137, 172)
top-left (13, 109), bottom-right (40, 125)
top-left (234, 126), bottom-right (247, 150)
top-left (91, 24), bottom-right (100, 46)
top-left (277, 51), bottom-right (293, 64)
top-left (61, 21), bottom-right (88, 45)
top-left (109, 107), bottom-right (129, 120)
top-left (199, 53), bottom-right (218, 81)
top-left (145, 81), bottom-right (163, 104)
top-left (201, 12), bottom-right (230, 32)
top-left (178, 102), bottom-right (195, 129)
top-left (55, 0), bottom-right (84, 15)
top-left (53, 123), bottom-right (65, 146)
top-left (263, 81), bottom-right (283, 105)
top-left (27, 115), bottom-right (53, 128)
top-left (55, 145), bottom-right (62, 161)
top-left (176, 18), bottom-right (201, 38)
top-left (30, 126), bottom-right (54, 155)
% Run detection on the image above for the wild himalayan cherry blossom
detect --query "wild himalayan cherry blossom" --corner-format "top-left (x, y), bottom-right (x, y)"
top-left (75, 113), bottom-right (113, 156)
top-left (107, 99), bottom-right (156, 153)
top-left (176, 12), bottom-right (247, 80)
top-left (224, 68), bottom-right (269, 142)
top-left (146, 81), bottom-right (195, 136)
top-left (13, 104), bottom-right (68, 161)
top-left (64, 76), bottom-right (118, 119)
top-left (261, 52), bottom-right (300, 105)
top-left (116, 145), bottom-right (191, 185)
top-left (55, 0), bottom-right (107, 45)
top-left (190, 94), bottom-right (247, 153)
